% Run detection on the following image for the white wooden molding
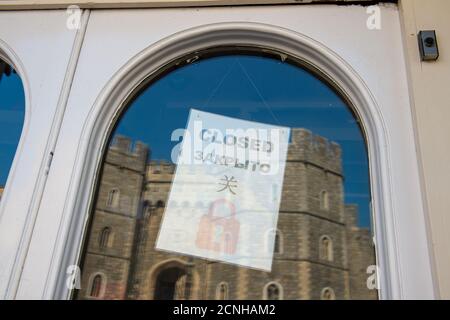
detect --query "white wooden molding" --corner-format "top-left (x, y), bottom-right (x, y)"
top-left (0, 0), bottom-right (387, 10)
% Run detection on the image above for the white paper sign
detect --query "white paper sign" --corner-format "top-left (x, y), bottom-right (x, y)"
top-left (156, 109), bottom-right (290, 271)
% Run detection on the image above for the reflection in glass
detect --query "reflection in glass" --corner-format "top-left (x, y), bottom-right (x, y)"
top-left (216, 282), bottom-right (228, 300)
top-left (75, 52), bottom-right (377, 300)
top-left (265, 282), bottom-right (282, 300)
top-left (320, 235), bottom-right (333, 262)
top-left (0, 58), bottom-right (25, 202)
top-left (99, 227), bottom-right (111, 249)
top-left (321, 287), bottom-right (336, 300)
top-left (89, 274), bottom-right (105, 298)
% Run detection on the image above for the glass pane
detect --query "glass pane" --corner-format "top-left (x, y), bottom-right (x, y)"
top-left (75, 51), bottom-right (378, 300)
top-left (0, 58), bottom-right (25, 202)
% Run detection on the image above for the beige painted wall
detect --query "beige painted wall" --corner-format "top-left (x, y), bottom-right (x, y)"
top-left (399, 0), bottom-right (450, 299)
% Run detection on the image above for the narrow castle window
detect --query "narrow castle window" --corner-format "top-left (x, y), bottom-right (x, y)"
top-left (107, 188), bottom-right (120, 208)
top-left (321, 287), bottom-right (336, 300)
top-left (89, 274), bottom-right (105, 298)
top-left (156, 200), bottom-right (165, 208)
top-left (320, 190), bottom-right (329, 210)
top-left (264, 282), bottom-right (283, 300)
top-left (99, 227), bottom-right (111, 249)
top-left (320, 235), bottom-right (333, 262)
top-left (274, 230), bottom-right (282, 254)
top-left (216, 282), bottom-right (229, 300)
top-left (266, 229), bottom-right (283, 254)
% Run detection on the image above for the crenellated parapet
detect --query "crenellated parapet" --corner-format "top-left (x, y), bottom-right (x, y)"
top-left (106, 135), bottom-right (149, 172)
top-left (287, 128), bottom-right (342, 174)
top-left (146, 160), bottom-right (176, 183)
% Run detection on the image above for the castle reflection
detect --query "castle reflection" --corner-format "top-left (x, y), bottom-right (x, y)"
top-left (76, 129), bottom-right (377, 300)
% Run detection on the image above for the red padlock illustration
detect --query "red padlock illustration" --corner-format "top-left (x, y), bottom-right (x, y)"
top-left (195, 199), bottom-right (240, 254)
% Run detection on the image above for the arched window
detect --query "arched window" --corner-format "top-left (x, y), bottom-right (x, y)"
top-left (76, 49), bottom-right (377, 300)
top-left (263, 282), bottom-right (283, 300)
top-left (321, 287), bottom-right (336, 300)
top-left (106, 188), bottom-right (120, 208)
top-left (320, 235), bottom-right (333, 262)
top-left (89, 274), bottom-right (106, 298)
top-left (216, 282), bottom-right (229, 300)
top-left (320, 190), bottom-right (329, 210)
top-left (0, 57), bottom-right (25, 203)
top-left (99, 227), bottom-right (111, 249)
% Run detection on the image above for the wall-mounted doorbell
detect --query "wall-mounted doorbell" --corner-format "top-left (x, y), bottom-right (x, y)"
top-left (418, 30), bottom-right (439, 61)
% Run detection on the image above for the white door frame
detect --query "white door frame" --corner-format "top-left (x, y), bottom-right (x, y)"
top-left (0, 10), bottom-right (80, 299)
top-left (3, 6), bottom-right (435, 299)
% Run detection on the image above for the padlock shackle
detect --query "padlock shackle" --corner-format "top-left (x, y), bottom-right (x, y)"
top-left (208, 199), bottom-right (236, 218)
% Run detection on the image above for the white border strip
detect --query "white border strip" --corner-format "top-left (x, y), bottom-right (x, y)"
top-left (3, 10), bottom-right (91, 299)
top-left (0, 0), bottom-right (378, 10)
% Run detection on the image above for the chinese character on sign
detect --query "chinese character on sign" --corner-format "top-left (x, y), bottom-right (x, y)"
top-left (217, 175), bottom-right (238, 195)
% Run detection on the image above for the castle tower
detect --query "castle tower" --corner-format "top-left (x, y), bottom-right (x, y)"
top-left (78, 136), bottom-right (148, 300)
top-left (240, 128), bottom-right (348, 299)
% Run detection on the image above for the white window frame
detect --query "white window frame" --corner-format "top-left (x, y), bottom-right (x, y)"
top-left (6, 7), bottom-right (436, 300)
